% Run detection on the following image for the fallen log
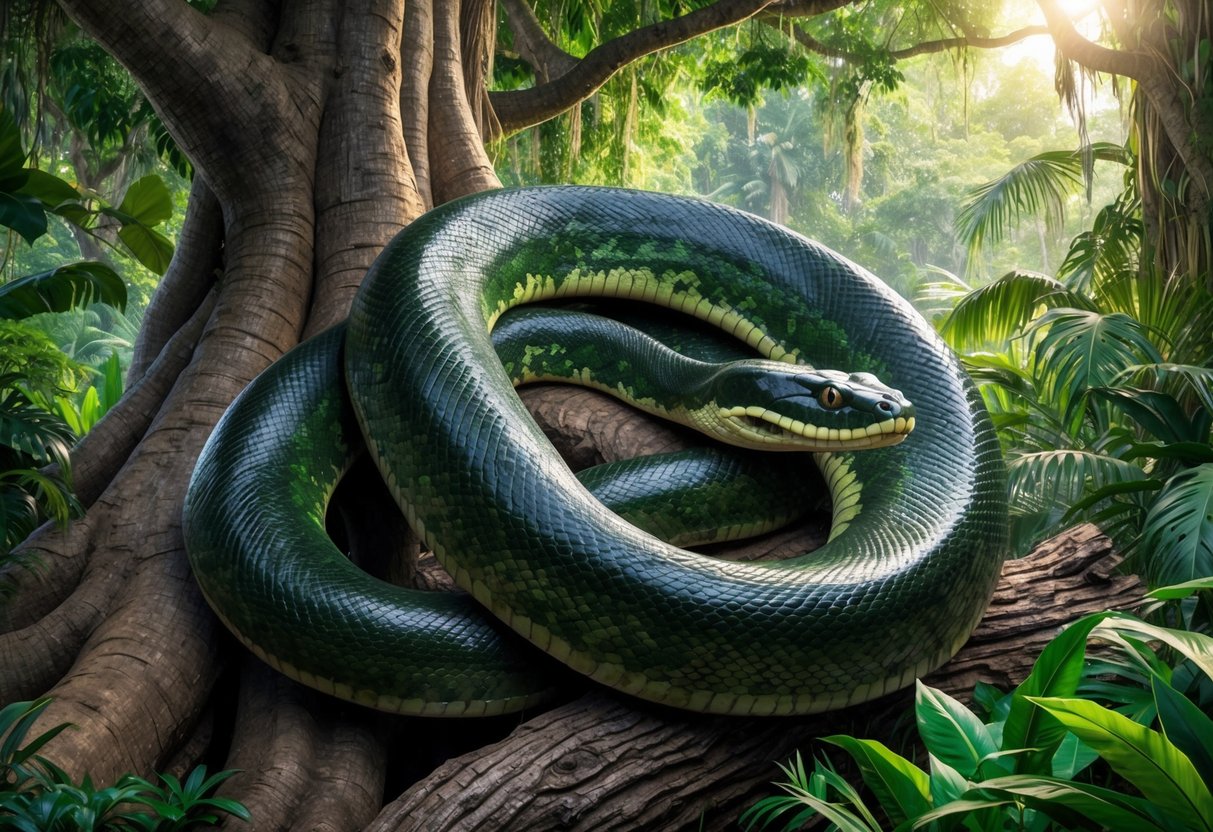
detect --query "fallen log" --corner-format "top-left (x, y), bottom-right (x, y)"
top-left (366, 523), bottom-right (1139, 832)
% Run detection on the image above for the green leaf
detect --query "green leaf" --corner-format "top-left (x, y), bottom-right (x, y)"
top-left (1114, 363), bottom-right (1213, 416)
top-left (823, 735), bottom-right (930, 825)
top-left (0, 109), bottom-right (28, 190)
top-left (906, 797), bottom-right (1016, 832)
top-left (1003, 613), bottom-right (1110, 774)
top-left (0, 391), bottom-right (76, 467)
top-left (974, 775), bottom-right (1174, 832)
top-left (1141, 464), bottom-right (1213, 588)
top-left (1091, 388), bottom-right (1201, 444)
top-left (1121, 441), bottom-right (1213, 465)
top-left (1094, 614), bottom-right (1213, 684)
top-left (115, 174), bottom-right (172, 226)
top-left (1147, 577), bottom-right (1213, 600)
top-left (116, 223), bottom-right (174, 275)
top-left (938, 270), bottom-right (1086, 351)
top-left (1027, 308), bottom-right (1163, 426)
top-left (1051, 733), bottom-right (1099, 779)
top-left (916, 681), bottom-right (998, 778)
top-left (0, 262), bottom-right (127, 319)
top-left (0, 191), bottom-right (47, 243)
top-left (1026, 695), bottom-right (1213, 831)
top-left (1152, 675), bottom-right (1213, 790)
top-left (928, 753), bottom-right (968, 807)
top-left (16, 169), bottom-right (82, 207)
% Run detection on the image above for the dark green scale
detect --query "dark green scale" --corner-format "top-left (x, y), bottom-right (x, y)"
top-left (186, 187), bottom-right (1009, 717)
top-left (343, 188), bottom-right (1008, 715)
top-left (184, 315), bottom-right (819, 715)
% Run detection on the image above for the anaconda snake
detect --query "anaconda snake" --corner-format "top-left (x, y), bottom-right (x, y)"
top-left (184, 187), bottom-right (1008, 717)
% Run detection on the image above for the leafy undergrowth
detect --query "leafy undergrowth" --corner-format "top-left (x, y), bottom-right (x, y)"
top-left (0, 698), bottom-right (250, 831)
top-left (743, 580), bottom-right (1213, 832)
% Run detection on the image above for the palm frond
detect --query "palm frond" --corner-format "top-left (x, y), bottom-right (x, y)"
top-left (1113, 363), bottom-right (1213, 416)
top-left (912, 265), bottom-right (971, 323)
top-left (1007, 448), bottom-right (1147, 554)
top-left (0, 387), bottom-right (75, 468)
top-left (938, 270), bottom-right (1089, 352)
top-left (1141, 464), bottom-right (1213, 588)
top-left (1027, 309), bottom-right (1163, 427)
top-left (956, 143), bottom-right (1131, 272)
top-left (0, 262), bottom-right (127, 320)
top-left (1057, 192), bottom-right (1143, 295)
top-left (1096, 271), bottom-right (1213, 366)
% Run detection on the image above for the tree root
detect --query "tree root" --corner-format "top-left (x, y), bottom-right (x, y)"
top-left (366, 523), bottom-right (1140, 831)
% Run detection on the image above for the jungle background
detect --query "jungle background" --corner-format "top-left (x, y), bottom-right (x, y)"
top-left (1, 0), bottom-right (1211, 829)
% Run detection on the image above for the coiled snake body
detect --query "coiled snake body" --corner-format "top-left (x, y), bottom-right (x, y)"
top-left (184, 187), bottom-right (1008, 717)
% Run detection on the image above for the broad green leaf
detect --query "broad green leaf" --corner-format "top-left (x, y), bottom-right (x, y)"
top-left (1026, 308), bottom-right (1162, 425)
top-left (0, 109), bottom-right (28, 190)
top-left (99, 352), bottom-right (124, 412)
top-left (1114, 363), bottom-right (1213, 416)
top-left (1148, 577), bottom-right (1213, 600)
top-left (1152, 675), bottom-right (1213, 791)
top-left (0, 191), bottom-right (47, 243)
top-left (1092, 388), bottom-right (1200, 445)
top-left (116, 224), bottom-right (174, 275)
top-left (1026, 695), bottom-right (1213, 831)
top-left (115, 174), bottom-right (172, 226)
top-left (16, 169), bottom-right (81, 207)
top-left (1121, 441), bottom-right (1213, 464)
top-left (1051, 733), bottom-right (1098, 779)
top-left (1004, 613), bottom-right (1110, 774)
top-left (905, 797), bottom-right (1016, 832)
top-left (1141, 464), bottom-right (1213, 588)
top-left (975, 775), bottom-right (1174, 832)
top-left (0, 262), bottom-right (127, 319)
top-left (928, 753), bottom-right (968, 807)
top-left (1093, 616), bottom-right (1213, 680)
top-left (823, 735), bottom-right (930, 825)
top-left (916, 682), bottom-right (998, 778)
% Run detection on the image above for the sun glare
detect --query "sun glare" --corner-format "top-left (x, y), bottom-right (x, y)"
top-left (1003, 0), bottom-right (1103, 71)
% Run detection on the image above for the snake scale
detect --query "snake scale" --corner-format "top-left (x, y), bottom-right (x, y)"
top-left (184, 187), bottom-right (1008, 717)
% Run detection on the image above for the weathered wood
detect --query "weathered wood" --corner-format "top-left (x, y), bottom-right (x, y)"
top-left (366, 523), bottom-right (1139, 832)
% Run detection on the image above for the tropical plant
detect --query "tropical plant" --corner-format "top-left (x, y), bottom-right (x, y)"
top-left (0, 104), bottom-right (158, 565)
top-left (743, 600), bottom-right (1213, 832)
top-left (0, 698), bottom-right (250, 830)
top-left (923, 144), bottom-right (1213, 579)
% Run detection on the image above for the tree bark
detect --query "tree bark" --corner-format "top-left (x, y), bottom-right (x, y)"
top-left (366, 524), bottom-right (1138, 832)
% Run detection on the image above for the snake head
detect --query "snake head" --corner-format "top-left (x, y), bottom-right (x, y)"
top-left (697, 361), bottom-right (915, 451)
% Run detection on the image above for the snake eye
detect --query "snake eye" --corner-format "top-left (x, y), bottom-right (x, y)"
top-left (818, 386), bottom-right (845, 410)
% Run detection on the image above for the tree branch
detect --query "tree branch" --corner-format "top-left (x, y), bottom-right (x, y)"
top-left (1035, 0), bottom-right (1148, 77)
top-left (783, 23), bottom-right (1051, 63)
top-left (489, 0), bottom-right (779, 136)
top-left (499, 0), bottom-right (578, 81)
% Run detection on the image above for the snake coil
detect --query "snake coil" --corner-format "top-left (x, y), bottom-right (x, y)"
top-left (185, 187), bottom-right (1008, 717)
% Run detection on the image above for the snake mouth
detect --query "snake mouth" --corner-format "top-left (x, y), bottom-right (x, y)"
top-left (723, 407), bottom-right (914, 450)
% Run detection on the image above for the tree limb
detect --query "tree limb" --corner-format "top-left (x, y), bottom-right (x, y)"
top-left (499, 0), bottom-right (578, 82)
top-left (1035, 0), bottom-right (1148, 77)
top-left (783, 22), bottom-right (1050, 63)
top-left (489, 0), bottom-right (779, 136)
